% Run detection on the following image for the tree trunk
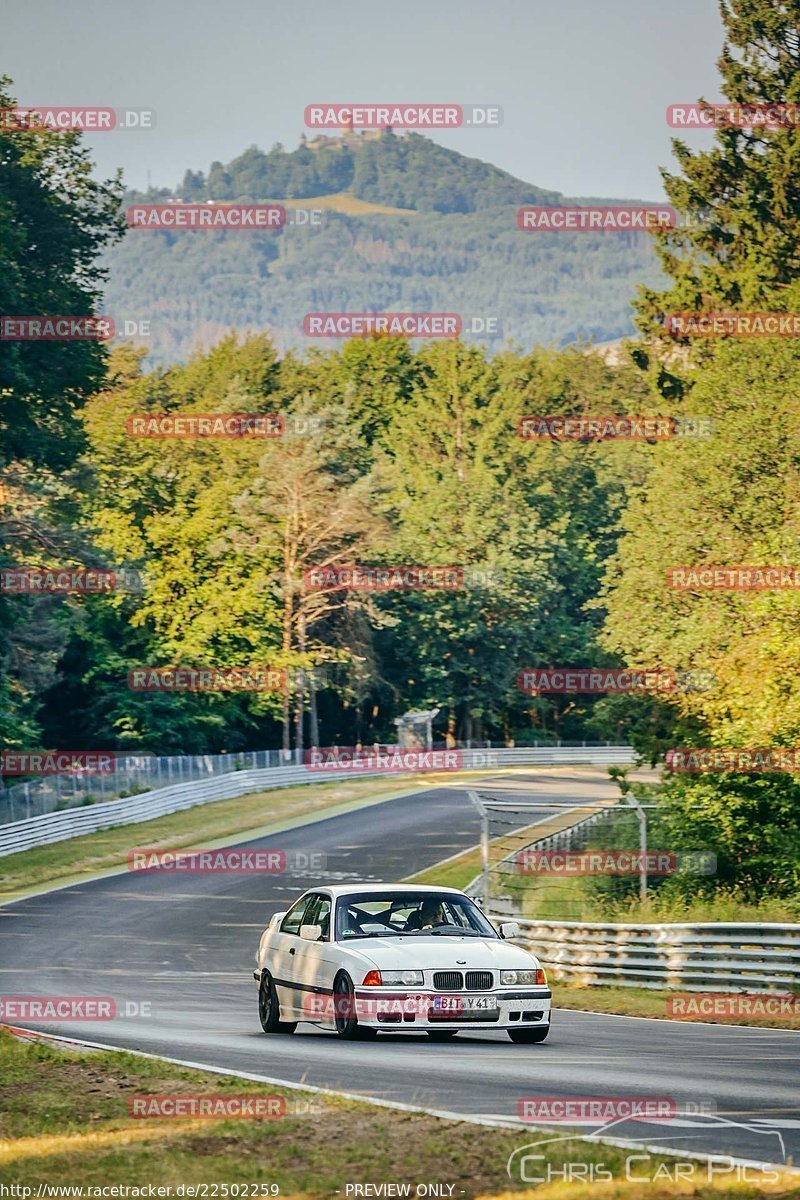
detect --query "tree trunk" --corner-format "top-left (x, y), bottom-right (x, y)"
top-left (295, 672), bottom-right (305, 758)
top-left (446, 706), bottom-right (457, 749)
top-left (295, 609), bottom-right (307, 758)
top-left (281, 508), bottom-right (295, 757)
top-left (281, 598), bottom-right (292, 757)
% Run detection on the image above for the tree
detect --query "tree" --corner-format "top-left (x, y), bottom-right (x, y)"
top-left (0, 76), bottom-right (124, 470)
top-left (0, 74), bottom-right (123, 754)
top-left (636, 0), bottom-right (800, 370)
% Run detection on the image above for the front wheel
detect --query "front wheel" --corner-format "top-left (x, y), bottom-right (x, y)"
top-left (258, 970), bottom-right (296, 1034)
top-left (508, 1024), bottom-right (549, 1044)
top-left (333, 971), bottom-right (372, 1039)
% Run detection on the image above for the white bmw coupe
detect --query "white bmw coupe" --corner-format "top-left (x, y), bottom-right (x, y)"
top-left (254, 884), bottom-right (551, 1042)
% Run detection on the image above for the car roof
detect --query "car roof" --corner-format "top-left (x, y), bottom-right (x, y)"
top-left (302, 883), bottom-right (468, 899)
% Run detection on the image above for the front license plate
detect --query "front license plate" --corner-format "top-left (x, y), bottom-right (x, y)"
top-left (433, 995), bottom-right (498, 1013)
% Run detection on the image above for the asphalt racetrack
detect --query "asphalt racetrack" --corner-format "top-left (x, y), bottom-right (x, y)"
top-left (2, 768), bottom-right (798, 1169)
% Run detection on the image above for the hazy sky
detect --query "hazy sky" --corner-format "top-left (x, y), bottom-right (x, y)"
top-left (4, 0), bottom-right (724, 198)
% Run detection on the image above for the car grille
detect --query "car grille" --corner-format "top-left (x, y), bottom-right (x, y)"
top-left (465, 970), bottom-right (493, 991)
top-left (433, 971), bottom-right (463, 990)
top-left (432, 970), bottom-right (494, 991)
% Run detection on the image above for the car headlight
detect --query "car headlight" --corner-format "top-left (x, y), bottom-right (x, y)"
top-left (379, 970), bottom-right (424, 986)
top-left (500, 968), bottom-right (546, 985)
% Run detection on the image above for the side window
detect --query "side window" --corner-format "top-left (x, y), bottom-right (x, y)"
top-left (280, 895), bottom-right (313, 936)
top-left (314, 897), bottom-right (332, 941)
top-left (301, 894), bottom-right (331, 940)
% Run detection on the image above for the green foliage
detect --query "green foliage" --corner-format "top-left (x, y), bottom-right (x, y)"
top-left (0, 75), bottom-right (124, 470)
top-left (68, 334), bottom-right (646, 751)
top-left (174, 131), bottom-right (557, 213)
top-left (636, 0), bottom-right (800, 369)
top-left (0, 75), bottom-right (124, 750)
top-left (603, 2), bottom-right (800, 903)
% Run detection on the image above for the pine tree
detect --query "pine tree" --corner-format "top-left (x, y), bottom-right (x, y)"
top-left (636, 0), bottom-right (800, 368)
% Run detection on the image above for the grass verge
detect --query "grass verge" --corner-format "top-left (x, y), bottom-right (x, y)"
top-left (549, 982), bottom-right (800, 1030)
top-left (280, 192), bottom-right (417, 215)
top-left (0, 1029), bottom-right (794, 1198)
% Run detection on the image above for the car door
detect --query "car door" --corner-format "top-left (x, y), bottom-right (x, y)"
top-left (286, 892), bottom-right (336, 1024)
top-left (267, 892), bottom-right (314, 1017)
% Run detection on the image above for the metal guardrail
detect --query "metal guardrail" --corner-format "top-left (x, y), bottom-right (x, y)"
top-left (0, 740), bottom-right (628, 825)
top-left (507, 918), bottom-right (800, 993)
top-left (0, 745), bottom-right (635, 858)
top-left (0, 749), bottom-right (294, 825)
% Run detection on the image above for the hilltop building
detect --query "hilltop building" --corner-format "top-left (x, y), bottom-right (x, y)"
top-left (304, 120), bottom-right (401, 152)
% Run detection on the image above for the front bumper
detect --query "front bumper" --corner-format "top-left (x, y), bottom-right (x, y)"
top-left (351, 987), bottom-right (552, 1030)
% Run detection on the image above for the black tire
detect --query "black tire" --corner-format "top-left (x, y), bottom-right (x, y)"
top-left (508, 1024), bottom-right (549, 1044)
top-left (427, 1030), bottom-right (458, 1040)
top-left (333, 971), bottom-right (366, 1039)
top-left (258, 970), bottom-right (296, 1035)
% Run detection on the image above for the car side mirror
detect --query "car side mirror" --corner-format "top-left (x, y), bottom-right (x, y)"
top-left (299, 923), bottom-right (322, 941)
top-left (269, 911), bottom-right (287, 931)
top-left (499, 921), bottom-right (520, 939)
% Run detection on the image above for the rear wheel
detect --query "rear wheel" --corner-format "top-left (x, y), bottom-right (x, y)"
top-left (258, 970), bottom-right (296, 1034)
top-left (508, 1024), bottom-right (549, 1044)
top-left (427, 1030), bottom-right (458, 1040)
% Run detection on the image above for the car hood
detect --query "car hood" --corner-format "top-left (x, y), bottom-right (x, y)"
top-left (345, 936), bottom-right (539, 971)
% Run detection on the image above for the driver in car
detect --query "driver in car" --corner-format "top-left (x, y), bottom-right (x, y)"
top-left (405, 899), bottom-right (446, 931)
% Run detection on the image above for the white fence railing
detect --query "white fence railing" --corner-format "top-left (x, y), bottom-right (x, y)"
top-left (507, 918), bottom-right (800, 993)
top-left (0, 741), bottom-right (631, 824)
top-left (0, 746), bottom-right (635, 858)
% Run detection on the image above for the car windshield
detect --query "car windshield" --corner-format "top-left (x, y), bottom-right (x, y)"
top-left (335, 892), bottom-right (498, 941)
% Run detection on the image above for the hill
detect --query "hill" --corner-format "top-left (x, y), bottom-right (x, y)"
top-left (105, 132), bottom-right (666, 365)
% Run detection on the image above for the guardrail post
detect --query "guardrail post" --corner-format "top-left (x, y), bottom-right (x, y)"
top-left (467, 790), bottom-right (490, 908)
top-left (625, 793), bottom-right (648, 901)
